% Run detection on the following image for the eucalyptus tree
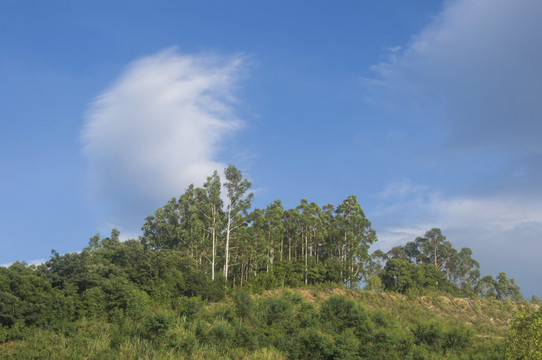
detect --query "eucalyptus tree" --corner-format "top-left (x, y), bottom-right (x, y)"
top-left (335, 195), bottom-right (377, 287)
top-left (238, 208), bottom-right (268, 285)
top-left (141, 197), bottom-right (182, 251)
top-left (387, 246), bottom-right (406, 260)
top-left (223, 165), bottom-right (253, 281)
top-left (295, 199), bottom-right (323, 285)
top-left (265, 200), bottom-right (285, 269)
top-left (447, 247), bottom-right (480, 292)
top-left (475, 275), bottom-right (497, 298)
top-left (404, 241), bottom-right (422, 263)
top-left (416, 228), bottom-right (453, 270)
top-left (197, 171), bottom-right (223, 281)
top-left (282, 208), bottom-right (299, 262)
top-left (319, 204), bottom-right (336, 258)
top-left (496, 272), bottom-right (522, 301)
top-left (177, 185), bottom-right (206, 258)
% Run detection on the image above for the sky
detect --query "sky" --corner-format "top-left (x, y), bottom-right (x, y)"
top-left (1, 0), bottom-right (541, 297)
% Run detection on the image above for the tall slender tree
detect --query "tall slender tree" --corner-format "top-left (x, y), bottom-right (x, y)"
top-left (198, 171), bottom-right (223, 281)
top-left (223, 165), bottom-right (253, 281)
top-left (335, 195), bottom-right (377, 287)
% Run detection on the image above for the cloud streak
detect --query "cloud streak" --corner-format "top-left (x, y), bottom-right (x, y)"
top-left (82, 48), bottom-right (248, 232)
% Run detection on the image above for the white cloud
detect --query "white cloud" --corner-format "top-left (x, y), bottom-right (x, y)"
top-left (82, 48), bottom-right (248, 231)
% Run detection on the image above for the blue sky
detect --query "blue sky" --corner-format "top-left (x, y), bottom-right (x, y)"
top-left (1, 0), bottom-right (541, 297)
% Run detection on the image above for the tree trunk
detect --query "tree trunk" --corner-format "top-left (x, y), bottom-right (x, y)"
top-left (211, 209), bottom-right (216, 281)
top-left (280, 235), bottom-right (283, 262)
top-left (225, 199), bottom-right (232, 280)
top-left (288, 234), bottom-right (291, 261)
top-left (305, 231), bottom-right (308, 285)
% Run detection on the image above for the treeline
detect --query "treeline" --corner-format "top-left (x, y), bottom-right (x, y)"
top-left (139, 165), bottom-right (377, 289)
top-left (137, 165), bottom-right (522, 300)
top-left (368, 228), bottom-right (524, 301)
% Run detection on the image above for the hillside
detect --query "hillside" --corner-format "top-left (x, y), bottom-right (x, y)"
top-left (265, 288), bottom-right (537, 339)
top-left (0, 284), bottom-right (537, 359)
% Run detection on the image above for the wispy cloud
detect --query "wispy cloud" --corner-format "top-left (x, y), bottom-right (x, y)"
top-left (82, 48), bottom-right (248, 232)
top-left (374, 180), bottom-right (428, 200)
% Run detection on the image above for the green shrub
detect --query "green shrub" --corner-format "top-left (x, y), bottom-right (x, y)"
top-left (140, 310), bottom-right (176, 342)
top-left (319, 295), bottom-right (372, 337)
top-left (125, 289), bottom-right (150, 319)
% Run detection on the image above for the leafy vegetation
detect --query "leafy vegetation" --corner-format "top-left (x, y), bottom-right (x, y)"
top-left (0, 165), bottom-right (538, 358)
top-left (506, 307), bottom-right (542, 359)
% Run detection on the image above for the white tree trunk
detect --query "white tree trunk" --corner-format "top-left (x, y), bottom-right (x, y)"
top-left (224, 199), bottom-right (232, 279)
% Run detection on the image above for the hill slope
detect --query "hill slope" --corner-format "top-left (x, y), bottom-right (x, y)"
top-left (1, 286), bottom-right (536, 359)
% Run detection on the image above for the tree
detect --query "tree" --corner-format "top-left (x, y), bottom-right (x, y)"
top-left (380, 259), bottom-right (418, 293)
top-left (265, 200), bottom-right (285, 271)
top-left (474, 272), bottom-right (523, 300)
top-left (198, 171), bottom-right (223, 281)
top-left (404, 241), bottom-right (421, 263)
top-left (446, 247), bottom-right (480, 293)
top-left (223, 165), bottom-right (253, 281)
top-left (496, 272), bottom-right (522, 301)
top-left (416, 228), bottom-right (453, 271)
top-left (296, 199), bottom-right (322, 285)
top-left (101, 229), bottom-right (120, 248)
top-left (387, 246), bottom-right (406, 260)
top-left (140, 197), bottom-right (183, 252)
top-left (475, 275), bottom-right (497, 298)
top-left (335, 195), bottom-right (376, 287)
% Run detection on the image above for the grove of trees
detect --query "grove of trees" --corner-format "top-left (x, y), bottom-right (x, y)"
top-left (140, 165), bottom-right (377, 290)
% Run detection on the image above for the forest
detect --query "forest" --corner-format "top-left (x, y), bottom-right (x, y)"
top-left (0, 165), bottom-right (540, 359)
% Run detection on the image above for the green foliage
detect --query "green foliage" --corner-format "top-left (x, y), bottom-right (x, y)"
top-left (320, 295), bottom-right (372, 336)
top-left (232, 290), bottom-right (255, 322)
top-left (506, 308), bottom-right (542, 359)
top-left (175, 296), bottom-right (204, 320)
top-left (140, 310), bottom-right (176, 342)
top-left (0, 284), bottom-right (529, 359)
top-left (412, 320), bottom-right (474, 356)
top-left (125, 289), bottom-right (150, 319)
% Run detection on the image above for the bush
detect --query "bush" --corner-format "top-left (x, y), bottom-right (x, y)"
top-left (175, 296), bottom-right (204, 320)
top-left (412, 321), bottom-right (446, 351)
top-left (319, 295), bottom-right (372, 337)
top-left (140, 310), bottom-right (175, 342)
top-left (232, 290), bottom-right (255, 322)
top-left (125, 289), bottom-right (150, 319)
top-left (444, 325), bottom-right (473, 350)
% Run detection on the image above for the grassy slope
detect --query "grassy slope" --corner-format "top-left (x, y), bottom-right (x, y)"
top-left (276, 288), bottom-right (537, 340)
top-left (0, 288), bottom-right (537, 359)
